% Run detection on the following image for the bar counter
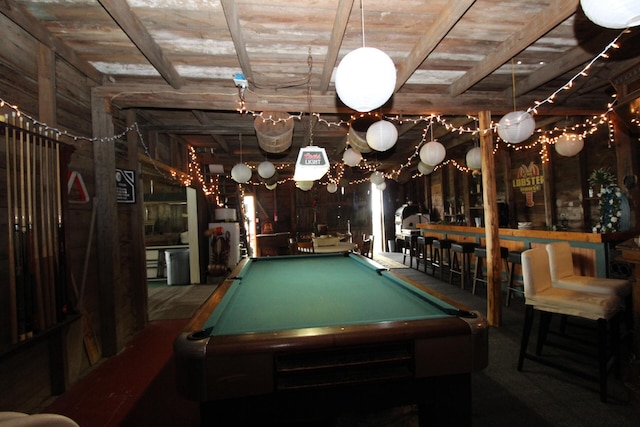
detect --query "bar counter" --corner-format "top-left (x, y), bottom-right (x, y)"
top-left (416, 223), bottom-right (636, 277)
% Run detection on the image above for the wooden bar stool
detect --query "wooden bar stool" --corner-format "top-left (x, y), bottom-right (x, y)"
top-left (402, 235), bottom-right (417, 268)
top-left (506, 251), bottom-right (523, 306)
top-left (449, 242), bottom-right (477, 290)
top-left (431, 239), bottom-right (455, 281)
top-left (417, 236), bottom-right (436, 273)
top-left (472, 246), bottom-right (509, 295)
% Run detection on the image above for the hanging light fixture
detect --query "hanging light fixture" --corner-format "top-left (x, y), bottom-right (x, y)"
top-left (366, 120), bottom-right (398, 151)
top-left (498, 60), bottom-right (535, 144)
top-left (417, 162), bottom-right (434, 175)
top-left (266, 182), bottom-right (277, 190)
top-left (231, 133), bottom-right (252, 183)
top-left (343, 147), bottom-right (363, 167)
top-left (327, 182), bottom-right (338, 193)
top-left (580, 0), bottom-right (640, 29)
top-left (466, 147), bottom-right (483, 170)
top-left (376, 181), bottom-right (386, 191)
top-left (419, 122), bottom-right (446, 166)
top-left (334, 0), bottom-right (396, 112)
top-left (293, 52), bottom-right (330, 182)
top-left (555, 133), bottom-right (584, 157)
top-left (257, 160), bottom-right (276, 179)
top-left (295, 180), bottom-right (314, 191)
top-left (370, 171), bottom-right (385, 185)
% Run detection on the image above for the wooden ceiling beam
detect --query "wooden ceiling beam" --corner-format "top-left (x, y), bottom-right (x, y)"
top-left (221, 0), bottom-right (254, 87)
top-left (192, 110), bottom-right (230, 152)
top-left (0, 0), bottom-right (104, 83)
top-left (395, 0), bottom-right (476, 91)
top-left (98, 0), bottom-right (184, 89)
top-left (319, 0), bottom-right (355, 93)
top-left (449, 0), bottom-right (580, 96)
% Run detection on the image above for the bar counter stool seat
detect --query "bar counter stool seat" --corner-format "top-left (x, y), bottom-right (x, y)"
top-left (449, 242), bottom-right (478, 290)
top-left (431, 239), bottom-right (455, 281)
top-left (518, 247), bottom-right (623, 402)
top-left (472, 246), bottom-right (509, 295)
top-left (402, 235), bottom-right (417, 268)
top-left (415, 236), bottom-right (436, 272)
top-left (506, 251), bottom-right (523, 306)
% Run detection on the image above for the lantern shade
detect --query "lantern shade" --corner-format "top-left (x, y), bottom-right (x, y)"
top-left (465, 147), bottom-right (482, 170)
top-left (231, 163), bottom-right (252, 183)
top-left (265, 182), bottom-right (277, 190)
top-left (257, 161), bottom-right (276, 179)
top-left (376, 181), bottom-right (387, 191)
top-left (366, 120), bottom-right (398, 151)
top-left (335, 47), bottom-right (396, 112)
top-left (326, 182), bottom-right (338, 193)
top-left (580, 0), bottom-right (640, 29)
top-left (555, 133), bottom-right (584, 157)
top-left (417, 162), bottom-right (434, 175)
top-left (293, 146), bottom-right (330, 181)
top-left (419, 140), bottom-right (446, 166)
top-left (295, 180), bottom-right (314, 191)
top-left (370, 171), bottom-right (385, 185)
top-left (343, 148), bottom-right (363, 167)
top-left (497, 111), bottom-right (536, 144)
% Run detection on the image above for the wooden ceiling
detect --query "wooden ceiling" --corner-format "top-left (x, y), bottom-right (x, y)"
top-left (4, 0), bottom-right (640, 179)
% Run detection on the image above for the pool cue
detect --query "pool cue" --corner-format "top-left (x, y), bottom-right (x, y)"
top-left (29, 123), bottom-right (46, 332)
top-left (55, 140), bottom-right (67, 320)
top-left (5, 113), bottom-right (18, 344)
top-left (23, 121), bottom-right (36, 337)
top-left (16, 116), bottom-right (27, 340)
top-left (42, 134), bottom-right (56, 326)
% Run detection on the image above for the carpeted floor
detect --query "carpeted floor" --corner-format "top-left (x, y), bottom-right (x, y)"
top-left (45, 252), bottom-right (640, 426)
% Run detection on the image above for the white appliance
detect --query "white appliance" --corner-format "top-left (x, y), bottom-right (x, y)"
top-left (208, 222), bottom-right (241, 268)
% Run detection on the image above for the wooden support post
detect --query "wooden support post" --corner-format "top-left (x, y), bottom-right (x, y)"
top-left (479, 110), bottom-right (502, 327)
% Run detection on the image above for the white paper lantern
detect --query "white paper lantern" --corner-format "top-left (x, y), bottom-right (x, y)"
top-left (555, 133), bottom-right (584, 157)
top-left (295, 180), bottom-right (314, 191)
top-left (465, 147), bottom-right (482, 170)
top-left (370, 171), bottom-right (385, 185)
top-left (265, 182), bottom-right (277, 190)
top-left (257, 161), bottom-right (276, 179)
top-left (581, 0), bottom-right (640, 29)
top-left (326, 182), bottom-right (338, 193)
top-left (376, 181), bottom-right (386, 191)
top-left (366, 120), bottom-right (398, 151)
top-left (335, 47), bottom-right (396, 112)
top-left (343, 147), bottom-right (363, 167)
top-left (419, 140), bottom-right (446, 166)
top-left (497, 111), bottom-right (536, 144)
top-left (417, 162), bottom-right (434, 175)
top-left (231, 163), bottom-right (252, 183)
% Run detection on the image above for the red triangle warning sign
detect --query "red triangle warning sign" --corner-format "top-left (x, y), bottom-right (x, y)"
top-left (67, 170), bottom-right (89, 203)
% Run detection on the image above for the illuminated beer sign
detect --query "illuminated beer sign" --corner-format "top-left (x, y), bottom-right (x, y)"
top-left (512, 162), bottom-right (543, 207)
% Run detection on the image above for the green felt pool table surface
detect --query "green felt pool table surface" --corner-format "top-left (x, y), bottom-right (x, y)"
top-left (204, 253), bottom-right (460, 335)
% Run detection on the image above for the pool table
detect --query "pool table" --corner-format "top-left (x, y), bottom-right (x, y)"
top-left (174, 252), bottom-right (488, 425)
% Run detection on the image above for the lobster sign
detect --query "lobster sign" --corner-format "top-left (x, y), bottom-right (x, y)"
top-left (512, 162), bottom-right (543, 207)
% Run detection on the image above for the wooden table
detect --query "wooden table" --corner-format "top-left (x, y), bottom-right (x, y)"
top-left (615, 239), bottom-right (640, 407)
top-left (313, 241), bottom-right (358, 253)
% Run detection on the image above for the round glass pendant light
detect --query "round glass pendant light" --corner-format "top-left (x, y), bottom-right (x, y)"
top-left (555, 133), bottom-right (584, 157)
top-left (366, 120), bottom-right (398, 151)
top-left (376, 181), bottom-right (386, 191)
top-left (343, 147), bottom-right (363, 167)
top-left (265, 182), bottom-right (277, 190)
top-left (417, 162), bottom-right (434, 175)
top-left (326, 182), bottom-right (338, 193)
top-left (498, 111), bottom-right (536, 144)
top-left (335, 47), bottom-right (396, 112)
top-left (465, 147), bottom-right (482, 170)
top-left (370, 171), bottom-right (385, 185)
top-left (257, 161), bottom-right (276, 179)
top-left (419, 140), bottom-right (446, 166)
top-left (231, 163), bottom-right (252, 183)
top-left (580, 0), bottom-right (640, 29)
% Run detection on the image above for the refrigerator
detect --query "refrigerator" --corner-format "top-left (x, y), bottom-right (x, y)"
top-left (208, 222), bottom-right (241, 275)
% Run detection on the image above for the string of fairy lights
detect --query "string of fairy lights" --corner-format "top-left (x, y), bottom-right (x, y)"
top-left (0, 29), bottom-right (636, 207)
